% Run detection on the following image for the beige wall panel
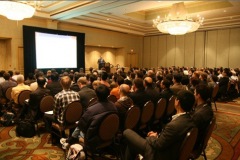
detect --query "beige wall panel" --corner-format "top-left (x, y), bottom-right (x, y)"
top-left (166, 35), bottom-right (175, 67)
top-left (184, 33), bottom-right (195, 67)
top-left (116, 48), bottom-right (125, 67)
top-left (175, 35), bottom-right (185, 67)
top-left (229, 28), bottom-right (240, 68)
top-left (206, 30), bottom-right (217, 68)
top-left (216, 29), bottom-right (230, 68)
top-left (150, 36), bottom-right (158, 68)
top-left (143, 37), bottom-right (151, 68)
top-left (195, 32), bottom-right (205, 68)
top-left (0, 40), bottom-right (6, 70)
top-left (158, 35), bottom-right (167, 67)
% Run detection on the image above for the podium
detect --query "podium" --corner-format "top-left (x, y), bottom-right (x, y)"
top-left (98, 62), bottom-right (110, 73)
top-left (98, 62), bottom-right (105, 70)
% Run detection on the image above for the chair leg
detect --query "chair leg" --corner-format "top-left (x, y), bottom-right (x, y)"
top-left (36, 122), bottom-right (40, 137)
top-left (203, 149), bottom-right (207, 160)
top-left (214, 101), bottom-right (217, 111)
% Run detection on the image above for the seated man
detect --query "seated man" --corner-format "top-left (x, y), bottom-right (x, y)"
top-left (170, 73), bottom-right (186, 95)
top-left (159, 78), bottom-right (174, 101)
top-left (11, 75), bottom-right (30, 104)
top-left (43, 76), bottom-right (80, 131)
top-left (46, 72), bottom-right (62, 96)
top-left (124, 90), bottom-right (195, 160)
top-left (192, 84), bottom-right (213, 149)
top-left (144, 77), bottom-right (160, 107)
top-left (110, 76), bottom-right (124, 99)
top-left (19, 76), bottom-right (51, 120)
top-left (61, 84), bottom-right (118, 150)
top-left (115, 84), bottom-right (133, 131)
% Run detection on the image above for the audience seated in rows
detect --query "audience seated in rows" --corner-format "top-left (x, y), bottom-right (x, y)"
top-left (110, 76), bottom-right (124, 100)
top-left (123, 90), bottom-right (195, 160)
top-left (100, 72), bottom-right (110, 88)
top-left (170, 73), bottom-right (186, 95)
top-left (30, 72), bottom-right (45, 92)
top-left (208, 75), bottom-right (218, 88)
top-left (46, 72), bottom-right (62, 97)
top-left (144, 77), bottom-right (160, 107)
top-left (159, 79), bottom-right (173, 101)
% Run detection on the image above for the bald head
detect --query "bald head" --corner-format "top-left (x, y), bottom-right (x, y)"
top-left (119, 84), bottom-right (130, 96)
top-left (17, 75), bottom-right (24, 84)
top-left (144, 77), bottom-right (153, 88)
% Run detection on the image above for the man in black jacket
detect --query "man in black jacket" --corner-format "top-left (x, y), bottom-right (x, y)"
top-left (144, 77), bottom-right (160, 107)
top-left (124, 90), bottom-right (195, 160)
top-left (159, 79), bottom-right (174, 102)
top-left (216, 68), bottom-right (229, 100)
top-left (46, 72), bottom-right (62, 96)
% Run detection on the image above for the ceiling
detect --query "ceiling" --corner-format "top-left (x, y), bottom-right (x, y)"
top-left (31, 1), bottom-right (240, 36)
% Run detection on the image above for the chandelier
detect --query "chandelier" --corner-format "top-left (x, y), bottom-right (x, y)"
top-left (0, 1), bottom-right (35, 21)
top-left (153, 2), bottom-right (204, 35)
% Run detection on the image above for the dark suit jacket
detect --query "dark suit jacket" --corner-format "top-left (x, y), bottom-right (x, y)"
top-left (218, 76), bottom-right (229, 94)
top-left (191, 103), bottom-right (213, 149)
top-left (128, 89), bottom-right (150, 109)
top-left (146, 114), bottom-right (194, 160)
top-left (78, 101), bottom-right (118, 151)
top-left (145, 87), bottom-right (160, 107)
top-left (29, 86), bottom-right (51, 119)
top-left (159, 88), bottom-right (174, 101)
top-left (46, 81), bottom-right (62, 96)
top-left (78, 86), bottom-right (96, 112)
top-left (70, 83), bottom-right (80, 92)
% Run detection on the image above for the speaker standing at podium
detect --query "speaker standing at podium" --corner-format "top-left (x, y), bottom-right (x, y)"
top-left (97, 56), bottom-right (105, 70)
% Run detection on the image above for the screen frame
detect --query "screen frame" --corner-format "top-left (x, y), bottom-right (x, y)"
top-left (23, 25), bottom-right (85, 77)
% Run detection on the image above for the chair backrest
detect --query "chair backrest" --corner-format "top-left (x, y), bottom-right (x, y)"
top-left (154, 98), bottom-right (167, 120)
top-left (124, 106), bottom-right (141, 130)
top-left (5, 87), bottom-right (13, 100)
top-left (212, 84), bottom-right (219, 98)
top-left (99, 113), bottom-right (119, 141)
top-left (40, 95), bottom-right (54, 112)
top-left (88, 97), bottom-right (98, 107)
top-left (18, 90), bottom-right (31, 106)
top-left (166, 95), bottom-right (176, 116)
top-left (65, 101), bottom-right (83, 124)
top-left (202, 116), bottom-right (216, 150)
top-left (179, 127), bottom-right (198, 160)
top-left (138, 101), bottom-right (154, 130)
top-left (107, 95), bottom-right (117, 103)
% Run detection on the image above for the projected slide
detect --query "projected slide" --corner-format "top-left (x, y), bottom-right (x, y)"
top-left (35, 32), bottom-right (77, 69)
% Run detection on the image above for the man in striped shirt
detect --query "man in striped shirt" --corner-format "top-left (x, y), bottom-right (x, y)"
top-left (44, 76), bottom-right (80, 131)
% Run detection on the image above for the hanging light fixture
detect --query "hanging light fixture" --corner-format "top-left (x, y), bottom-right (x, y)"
top-left (0, 1), bottom-right (35, 21)
top-left (153, 2), bottom-right (204, 35)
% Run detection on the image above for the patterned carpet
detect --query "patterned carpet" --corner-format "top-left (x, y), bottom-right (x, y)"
top-left (0, 102), bottom-right (240, 160)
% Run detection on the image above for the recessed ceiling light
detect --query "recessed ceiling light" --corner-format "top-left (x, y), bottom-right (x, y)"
top-left (223, 10), bottom-right (226, 12)
top-left (230, 17), bottom-right (233, 19)
top-left (158, 1), bottom-right (161, 2)
top-left (128, 24), bottom-right (131, 25)
top-left (107, 19), bottom-right (109, 20)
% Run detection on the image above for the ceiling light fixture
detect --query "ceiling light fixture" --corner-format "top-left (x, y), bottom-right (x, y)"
top-left (0, 1), bottom-right (35, 20)
top-left (153, 2), bottom-right (204, 35)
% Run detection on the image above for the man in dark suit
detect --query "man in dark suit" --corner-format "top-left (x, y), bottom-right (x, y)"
top-left (77, 77), bottom-right (96, 113)
top-left (46, 72), bottom-right (62, 96)
top-left (97, 56), bottom-right (105, 70)
top-left (170, 73), bottom-right (186, 95)
top-left (128, 78), bottom-right (150, 109)
top-left (19, 76), bottom-right (51, 120)
top-left (124, 90), bottom-right (195, 160)
top-left (159, 79), bottom-right (174, 101)
top-left (192, 84), bottom-right (213, 149)
top-left (216, 68), bottom-right (229, 100)
top-left (144, 77), bottom-right (160, 107)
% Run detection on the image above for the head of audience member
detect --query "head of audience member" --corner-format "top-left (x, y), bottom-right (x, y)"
top-left (93, 70), bottom-right (98, 77)
top-left (144, 77), bottom-right (153, 88)
top-left (65, 68), bottom-right (70, 73)
top-left (181, 76), bottom-right (189, 86)
top-left (92, 80), bottom-right (101, 90)
top-left (200, 72), bottom-right (207, 81)
top-left (156, 75), bottom-right (163, 83)
top-left (17, 75), bottom-right (25, 84)
top-left (130, 72), bottom-right (135, 80)
top-left (133, 78), bottom-right (144, 91)
top-left (211, 75), bottom-right (218, 83)
top-left (95, 84), bottom-right (110, 102)
top-left (3, 73), bottom-right (10, 80)
top-left (70, 70), bottom-right (74, 75)
top-left (101, 67), bottom-right (106, 72)
top-left (116, 76), bottom-right (124, 86)
top-left (90, 74), bottom-right (97, 84)
top-left (195, 84), bottom-right (211, 105)
top-left (36, 71), bottom-right (44, 80)
top-left (120, 72), bottom-right (127, 79)
top-left (27, 73), bottom-right (34, 80)
top-left (37, 76), bottom-right (46, 87)
top-left (190, 77), bottom-right (200, 87)
top-left (34, 69), bottom-right (39, 74)
top-left (47, 70), bottom-right (52, 77)
top-left (112, 73), bottom-right (119, 82)
top-left (135, 71), bottom-right (144, 79)
top-left (175, 90), bottom-right (195, 113)
top-left (60, 76), bottom-right (71, 89)
top-left (119, 84), bottom-right (130, 97)
top-left (15, 71), bottom-right (20, 75)
top-left (79, 68), bottom-right (84, 73)
top-left (193, 71), bottom-right (200, 78)
top-left (101, 71), bottom-right (108, 81)
top-left (161, 79), bottom-right (171, 90)
top-left (74, 73), bottom-right (81, 83)
top-left (222, 68), bottom-right (230, 77)
top-left (8, 71), bottom-right (13, 77)
top-left (89, 67), bottom-right (93, 73)
top-left (0, 70), bottom-right (5, 78)
top-left (69, 74), bottom-right (74, 82)
top-left (77, 77), bottom-right (88, 89)
top-left (51, 68), bottom-right (56, 73)
top-left (51, 72), bottom-right (59, 81)
top-left (173, 73), bottom-right (182, 84)
top-left (63, 72), bottom-right (69, 76)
